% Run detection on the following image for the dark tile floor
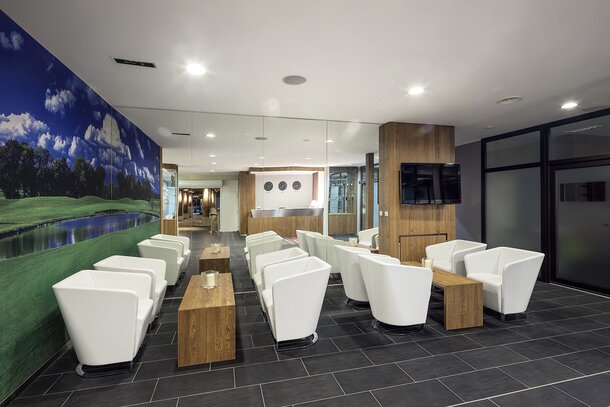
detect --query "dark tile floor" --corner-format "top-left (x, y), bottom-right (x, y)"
top-left (10, 230), bottom-right (610, 407)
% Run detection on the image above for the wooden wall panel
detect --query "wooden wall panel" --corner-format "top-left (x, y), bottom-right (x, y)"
top-left (365, 152), bottom-right (375, 230)
top-left (328, 214), bottom-right (357, 235)
top-left (378, 122), bottom-right (455, 259)
top-left (238, 171), bottom-right (255, 235)
top-left (247, 216), bottom-right (322, 237)
top-left (399, 234), bottom-right (448, 263)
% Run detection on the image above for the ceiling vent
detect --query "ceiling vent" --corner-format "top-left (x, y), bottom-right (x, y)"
top-left (170, 132), bottom-right (191, 136)
top-left (113, 57), bottom-right (156, 68)
top-left (496, 96), bottom-right (523, 105)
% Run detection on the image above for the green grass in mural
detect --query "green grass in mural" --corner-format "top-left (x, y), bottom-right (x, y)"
top-left (0, 196), bottom-right (160, 234)
top-left (0, 220), bottom-right (160, 403)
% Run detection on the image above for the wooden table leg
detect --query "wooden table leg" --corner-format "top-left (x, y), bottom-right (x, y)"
top-left (443, 282), bottom-right (483, 330)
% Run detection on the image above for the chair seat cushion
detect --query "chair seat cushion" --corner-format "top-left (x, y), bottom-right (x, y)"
top-left (433, 260), bottom-right (452, 272)
top-left (261, 289), bottom-right (275, 331)
top-left (468, 273), bottom-right (501, 290)
top-left (155, 280), bottom-right (168, 297)
top-left (253, 273), bottom-right (263, 292)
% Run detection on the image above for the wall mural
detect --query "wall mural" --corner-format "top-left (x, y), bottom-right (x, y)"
top-left (0, 11), bottom-right (161, 401)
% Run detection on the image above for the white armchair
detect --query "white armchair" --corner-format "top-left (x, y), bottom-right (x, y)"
top-left (52, 270), bottom-right (153, 376)
top-left (358, 254), bottom-right (432, 330)
top-left (244, 231), bottom-right (278, 254)
top-left (151, 234), bottom-right (191, 266)
top-left (137, 239), bottom-right (184, 286)
top-left (302, 231), bottom-right (323, 256)
top-left (335, 246), bottom-right (371, 304)
top-left (246, 235), bottom-right (285, 278)
top-left (93, 255), bottom-right (167, 318)
top-left (311, 235), bottom-right (348, 275)
top-left (261, 257), bottom-right (331, 347)
top-left (358, 227), bottom-right (379, 248)
top-left (465, 247), bottom-right (544, 319)
top-left (425, 240), bottom-right (487, 276)
top-left (296, 230), bottom-right (312, 253)
top-left (253, 247), bottom-right (309, 305)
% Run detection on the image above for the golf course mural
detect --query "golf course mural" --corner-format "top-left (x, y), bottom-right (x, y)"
top-left (0, 11), bottom-right (161, 401)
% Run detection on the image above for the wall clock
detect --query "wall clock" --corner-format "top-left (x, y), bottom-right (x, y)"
top-left (278, 181), bottom-right (287, 191)
top-left (264, 181), bottom-right (273, 191)
top-left (292, 181), bottom-right (302, 190)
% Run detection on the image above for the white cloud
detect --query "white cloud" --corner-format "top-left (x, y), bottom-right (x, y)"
top-left (141, 166), bottom-right (155, 183)
top-left (83, 114), bottom-right (131, 160)
top-left (53, 136), bottom-right (68, 152)
top-left (0, 112), bottom-right (49, 141)
top-left (91, 157), bottom-right (97, 167)
top-left (44, 88), bottom-right (76, 115)
top-left (68, 136), bottom-right (93, 158)
top-left (0, 31), bottom-right (24, 51)
top-left (134, 138), bottom-right (144, 159)
top-left (93, 110), bottom-right (102, 121)
top-left (37, 132), bottom-right (69, 152)
top-left (37, 132), bottom-right (53, 149)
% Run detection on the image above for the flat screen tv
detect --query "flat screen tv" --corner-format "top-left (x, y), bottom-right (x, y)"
top-left (400, 163), bottom-right (461, 204)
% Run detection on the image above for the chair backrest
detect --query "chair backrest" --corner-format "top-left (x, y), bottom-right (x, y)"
top-left (147, 238), bottom-right (185, 258)
top-left (93, 255), bottom-right (166, 296)
top-left (358, 227), bottom-right (379, 244)
top-left (246, 231), bottom-right (277, 245)
top-left (151, 234), bottom-right (190, 251)
top-left (248, 235), bottom-right (285, 277)
top-left (138, 240), bottom-right (180, 285)
top-left (255, 247), bottom-right (308, 278)
top-left (498, 247), bottom-right (545, 314)
top-left (450, 240), bottom-right (487, 276)
top-left (358, 255), bottom-right (432, 326)
top-left (302, 231), bottom-right (322, 256)
top-left (316, 237), bottom-right (347, 272)
top-left (296, 230), bottom-right (312, 252)
top-left (270, 257), bottom-right (331, 341)
top-left (335, 246), bottom-right (371, 302)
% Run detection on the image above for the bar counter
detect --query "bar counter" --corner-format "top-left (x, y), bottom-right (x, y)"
top-left (247, 208), bottom-right (323, 237)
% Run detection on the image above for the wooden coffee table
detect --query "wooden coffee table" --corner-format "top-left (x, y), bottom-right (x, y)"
top-left (199, 246), bottom-right (231, 273)
top-left (403, 261), bottom-right (483, 330)
top-left (177, 274), bottom-right (236, 367)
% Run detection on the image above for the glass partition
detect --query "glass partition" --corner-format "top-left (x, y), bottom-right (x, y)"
top-left (550, 115), bottom-right (610, 161)
top-left (486, 131), bottom-right (540, 168)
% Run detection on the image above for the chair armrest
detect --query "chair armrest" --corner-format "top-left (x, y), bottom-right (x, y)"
top-left (263, 258), bottom-right (310, 289)
top-left (425, 242), bottom-right (453, 262)
top-left (90, 271), bottom-right (152, 300)
top-left (93, 267), bottom-right (156, 299)
top-left (464, 248), bottom-right (502, 276)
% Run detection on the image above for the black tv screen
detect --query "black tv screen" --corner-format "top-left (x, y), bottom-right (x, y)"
top-left (400, 163), bottom-right (461, 204)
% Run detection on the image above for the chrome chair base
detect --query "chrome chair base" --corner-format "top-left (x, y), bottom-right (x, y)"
top-left (276, 332), bottom-right (318, 351)
top-left (372, 319), bottom-right (425, 336)
top-left (75, 361), bottom-right (134, 378)
top-left (500, 312), bottom-right (527, 322)
top-left (344, 298), bottom-right (371, 311)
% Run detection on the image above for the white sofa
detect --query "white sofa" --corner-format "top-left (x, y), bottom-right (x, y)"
top-left (246, 235), bottom-right (285, 278)
top-left (93, 255), bottom-right (167, 318)
top-left (244, 231), bottom-right (277, 254)
top-left (261, 257), bottom-right (331, 347)
top-left (335, 246), bottom-right (371, 304)
top-left (311, 235), bottom-right (348, 275)
top-left (52, 270), bottom-right (153, 376)
top-left (425, 239), bottom-right (487, 276)
top-left (465, 247), bottom-right (545, 319)
top-left (358, 254), bottom-right (432, 330)
top-left (253, 247), bottom-right (309, 307)
top-left (137, 239), bottom-right (185, 286)
top-left (151, 234), bottom-right (191, 266)
top-left (358, 227), bottom-right (379, 248)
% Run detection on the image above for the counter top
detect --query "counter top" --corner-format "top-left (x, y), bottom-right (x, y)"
top-left (250, 208), bottom-right (324, 218)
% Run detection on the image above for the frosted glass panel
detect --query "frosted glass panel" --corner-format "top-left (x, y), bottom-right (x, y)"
top-left (486, 132), bottom-right (540, 168)
top-left (485, 167), bottom-right (541, 251)
top-left (555, 165), bottom-right (610, 291)
top-left (550, 116), bottom-right (610, 160)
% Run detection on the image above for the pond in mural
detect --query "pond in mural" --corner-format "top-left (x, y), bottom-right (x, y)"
top-left (0, 212), bottom-right (159, 260)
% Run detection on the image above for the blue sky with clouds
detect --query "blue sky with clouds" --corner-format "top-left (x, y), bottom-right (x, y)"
top-left (0, 11), bottom-right (160, 193)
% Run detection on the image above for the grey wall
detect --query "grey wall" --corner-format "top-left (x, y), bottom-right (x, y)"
top-left (455, 141), bottom-right (481, 242)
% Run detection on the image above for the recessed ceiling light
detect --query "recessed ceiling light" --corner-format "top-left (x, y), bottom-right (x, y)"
top-left (211, 162), bottom-right (217, 165)
top-left (283, 75), bottom-right (307, 85)
top-left (564, 124), bottom-right (604, 134)
top-left (186, 63), bottom-right (206, 75)
top-left (254, 136), bottom-right (268, 141)
top-left (561, 101), bottom-right (578, 110)
top-left (305, 157), bottom-right (311, 160)
top-left (326, 140), bottom-right (334, 143)
top-left (210, 169), bottom-right (215, 173)
top-left (484, 125), bottom-right (495, 129)
top-left (253, 163), bottom-right (261, 166)
top-left (303, 138), bottom-right (311, 142)
top-left (408, 86), bottom-right (425, 95)
top-left (258, 156), bottom-right (265, 159)
top-left (209, 154), bottom-right (216, 158)
top-left (496, 96), bottom-right (523, 105)
top-left (206, 133), bottom-right (216, 138)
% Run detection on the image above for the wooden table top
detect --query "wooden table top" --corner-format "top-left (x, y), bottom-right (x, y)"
top-left (401, 261), bottom-right (481, 288)
top-left (179, 274), bottom-right (235, 311)
top-left (200, 246), bottom-right (230, 260)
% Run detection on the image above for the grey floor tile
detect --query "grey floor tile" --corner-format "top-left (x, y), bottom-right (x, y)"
top-left (132, 401), bottom-right (177, 407)
top-left (137, 344), bottom-right (178, 363)
top-left (550, 317), bottom-right (606, 333)
top-left (152, 369), bottom-right (234, 400)
top-left (235, 359), bottom-right (307, 386)
top-left (551, 295), bottom-right (608, 307)
top-left (455, 346), bottom-right (529, 369)
top-left (317, 315), bottom-right (338, 327)
top-left (508, 322), bottom-right (572, 339)
top-left (18, 374), bottom-right (61, 397)
top-left (397, 354), bottom-right (474, 382)
top-left (499, 358), bottom-right (583, 387)
top-left (554, 373), bottom-right (610, 407)
top-left (588, 312), bottom-right (610, 325)
top-left (553, 349), bottom-right (610, 375)
top-left (43, 357), bottom-right (79, 375)
top-left (295, 392), bottom-right (380, 407)
top-left (316, 323), bottom-right (363, 339)
top-left (211, 346), bottom-right (278, 369)
top-left (331, 333), bottom-right (394, 351)
top-left (594, 326), bottom-right (610, 338)
top-left (156, 322), bottom-right (177, 333)
top-left (362, 341), bottom-right (430, 365)
top-left (505, 338), bottom-right (575, 359)
top-left (585, 301), bottom-right (610, 313)
top-left (134, 358), bottom-right (209, 381)
top-left (466, 329), bottom-right (529, 347)
top-left (302, 350), bottom-right (372, 375)
top-left (143, 332), bottom-right (175, 347)
top-left (387, 326), bottom-right (445, 343)
top-left (491, 385), bottom-right (586, 406)
top-left (251, 332), bottom-right (275, 347)
top-left (10, 392), bottom-right (71, 407)
top-left (261, 374), bottom-right (343, 407)
top-left (47, 369), bottom-right (138, 393)
top-left (178, 385), bottom-right (264, 407)
top-left (330, 311), bottom-right (374, 325)
top-left (372, 379), bottom-right (462, 407)
top-left (552, 331), bottom-right (610, 350)
top-left (64, 380), bottom-right (157, 407)
top-left (454, 401), bottom-right (496, 407)
top-left (440, 368), bottom-right (526, 402)
top-left (522, 310), bottom-right (564, 323)
top-left (334, 363), bottom-right (412, 393)
top-left (552, 305), bottom-right (604, 319)
top-left (416, 335), bottom-right (482, 355)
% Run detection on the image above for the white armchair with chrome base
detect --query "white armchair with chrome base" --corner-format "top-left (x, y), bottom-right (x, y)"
top-left (358, 227), bottom-right (379, 249)
top-left (151, 234), bottom-right (191, 266)
top-left (246, 235), bottom-right (285, 278)
top-left (244, 231), bottom-right (278, 254)
top-left (465, 247), bottom-right (544, 320)
top-left (253, 247), bottom-right (309, 307)
top-left (261, 257), bottom-right (331, 349)
top-left (52, 270), bottom-right (153, 377)
top-left (358, 254), bottom-right (432, 333)
top-left (93, 255), bottom-right (167, 318)
top-left (137, 239), bottom-right (184, 286)
top-left (425, 239), bottom-right (487, 276)
top-left (335, 245), bottom-right (371, 307)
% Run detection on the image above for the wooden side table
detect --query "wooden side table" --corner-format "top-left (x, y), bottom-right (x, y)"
top-left (177, 274), bottom-right (236, 367)
top-left (199, 246), bottom-right (231, 273)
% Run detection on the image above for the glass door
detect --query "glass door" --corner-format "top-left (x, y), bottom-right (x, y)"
top-left (551, 160), bottom-right (610, 294)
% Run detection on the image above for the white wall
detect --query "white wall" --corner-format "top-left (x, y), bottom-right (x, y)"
top-left (255, 173), bottom-right (313, 209)
top-left (220, 180), bottom-right (239, 231)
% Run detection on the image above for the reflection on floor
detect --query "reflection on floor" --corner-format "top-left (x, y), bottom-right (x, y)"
top-left (11, 230), bottom-right (610, 407)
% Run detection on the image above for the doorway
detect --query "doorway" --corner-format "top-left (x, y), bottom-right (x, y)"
top-left (551, 159), bottom-right (610, 294)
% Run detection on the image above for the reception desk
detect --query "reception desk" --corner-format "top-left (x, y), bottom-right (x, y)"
top-left (247, 208), bottom-right (323, 237)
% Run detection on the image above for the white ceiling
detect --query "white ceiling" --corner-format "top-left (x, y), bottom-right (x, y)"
top-left (2, 0), bottom-right (610, 173)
